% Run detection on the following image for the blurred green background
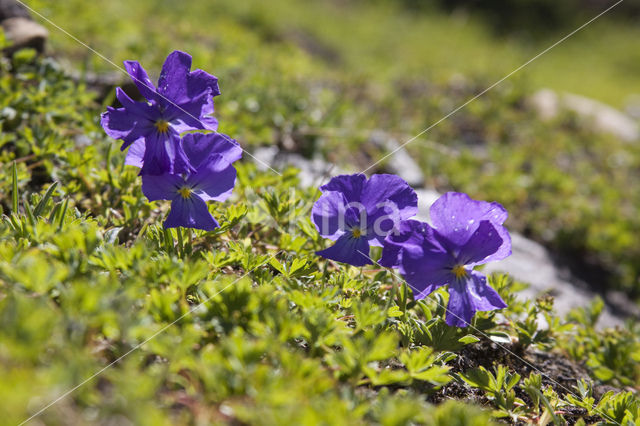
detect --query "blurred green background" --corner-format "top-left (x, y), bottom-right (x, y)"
top-left (29, 0), bottom-right (640, 105)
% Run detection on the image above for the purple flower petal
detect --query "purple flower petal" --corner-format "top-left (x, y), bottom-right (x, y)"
top-left (430, 192), bottom-right (509, 258)
top-left (361, 174), bottom-right (418, 217)
top-left (188, 154), bottom-right (238, 202)
top-left (123, 60), bottom-right (157, 101)
top-left (188, 69), bottom-right (220, 98)
top-left (397, 239), bottom-right (451, 300)
top-left (115, 88), bottom-right (155, 121)
top-left (357, 174), bottom-right (417, 245)
top-left (380, 220), bottom-right (431, 267)
top-left (313, 173), bottom-right (420, 266)
top-left (167, 91), bottom-right (218, 132)
top-left (165, 194), bottom-right (219, 231)
top-left (379, 244), bottom-right (402, 268)
top-left (485, 226), bottom-right (512, 263)
top-left (182, 133), bottom-right (242, 170)
top-left (140, 131), bottom-right (193, 176)
top-left (379, 192), bottom-right (510, 327)
top-left (124, 140), bottom-right (145, 168)
top-left (100, 107), bottom-right (138, 143)
top-left (101, 90), bottom-right (155, 150)
top-left (316, 234), bottom-right (372, 266)
top-left (312, 192), bottom-right (348, 240)
top-left (381, 220), bottom-right (452, 298)
top-left (140, 132), bottom-right (174, 175)
top-left (311, 191), bottom-right (368, 240)
top-left (467, 271), bottom-right (507, 312)
top-left (456, 220), bottom-right (503, 266)
top-left (445, 271), bottom-right (507, 327)
top-left (141, 173), bottom-right (183, 201)
top-left (319, 174), bottom-right (366, 203)
top-left (367, 198), bottom-right (417, 244)
top-left (157, 50), bottom-right (192, 102)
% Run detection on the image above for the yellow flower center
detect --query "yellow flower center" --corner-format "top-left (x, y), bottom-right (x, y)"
top-left (155, 120), bottom-right (169, 133)
top-left (178, 186), bottom-right (192, 199)
top-left (351, 228), bottom-right (362, 238)
top-left (452, 265), bottom-right (467, 280)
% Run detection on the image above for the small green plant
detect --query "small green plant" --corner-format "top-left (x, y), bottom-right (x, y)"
top-left (459, 365), bottom-right (525, 422)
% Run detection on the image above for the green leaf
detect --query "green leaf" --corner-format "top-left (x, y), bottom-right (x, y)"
top-left (488, 332), bottom-right (512, 344)
top-left (458, 335), bottom-right (480, 344)
top-left (411, 365), bottom-right (452, 385)
top-left (269, 258), bottom-right (286, 275)
top-left (458, 367), bottom-right (493, 392)
top-left (387, 305), bottom-right (403, 317)
top-left (34, 181), bottom-right (59, 217)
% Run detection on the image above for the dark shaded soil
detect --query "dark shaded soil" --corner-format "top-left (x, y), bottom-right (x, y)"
top-left (451, 339), bottom-right (591, 394)
top-left (426, 339), bottom-right (618, 424)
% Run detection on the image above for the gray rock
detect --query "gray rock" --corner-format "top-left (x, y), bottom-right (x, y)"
top-left (625, 95), bottom-right (640, 120)
top-left (252, 146), bottom-right (280, 171)
top-left (0, 0), bottom-right (31, 20)
top-left (370, 130), bottom-right (425, 188)
top-left (484, 233), bottom-right (622, 327)
top-left (414, 188), bottom-right (441, 222)
top-left (529, 89), bottom-right (559, 120)
top-left (1, 0), bottom-right (48, 55)
top-left (529, 89), bottom-right (639, 142)
top-left (2, 17), bottom-right (48, 54)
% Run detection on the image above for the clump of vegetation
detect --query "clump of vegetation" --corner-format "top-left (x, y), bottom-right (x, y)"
top-left (1, 47), bottom-right (639, 424)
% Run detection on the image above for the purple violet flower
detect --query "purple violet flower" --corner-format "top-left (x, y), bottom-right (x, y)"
top-left (311, 174), bottom-right (418, 266)
top-left (101, 50), bottom-right (220, 175)
top-left (141, 133), bottom-right (242, 231)
top-left (380, 192), bottom-right (511, 327)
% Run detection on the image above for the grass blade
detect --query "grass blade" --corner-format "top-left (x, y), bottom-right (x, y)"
top-left (23, 196), bottom-right (36, 227)
top-left (57, 198), bottom-right (69, 231)
top-left (177, 227), bottom-right (184, 257)
top-left (11, 161), bottom-right (18, 213)
top-left (163, 228), bottom-right (173, 255)
top-left (48, 201), bottom-right (62, 224)
top-left (34, 181), bottom-right (59, 217)
top-left (106, 144), bottom-right (116, 189)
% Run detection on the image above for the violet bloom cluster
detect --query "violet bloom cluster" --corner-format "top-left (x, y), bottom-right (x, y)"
top-left (101, 51), bottom-right (241, 231)
top-left (312, 180), bottom-right (511, 327)
top-left (380, 192), bottom-right (511, 327)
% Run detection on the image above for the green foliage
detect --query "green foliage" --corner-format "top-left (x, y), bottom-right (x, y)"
top-left (562, 300), bottom-right (640, 387)
top-left (1, 4), bottom-right (640, 424)
top-left (459, 365), bottom-right (525, 422)
top-left (595, 391), bottom-right (640, 426)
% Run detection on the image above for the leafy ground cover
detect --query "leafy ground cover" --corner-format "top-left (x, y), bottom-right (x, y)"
top-left (2, 0), bottom-right (640, 423)
top-left (1, 49), bottom-right (640, 424)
